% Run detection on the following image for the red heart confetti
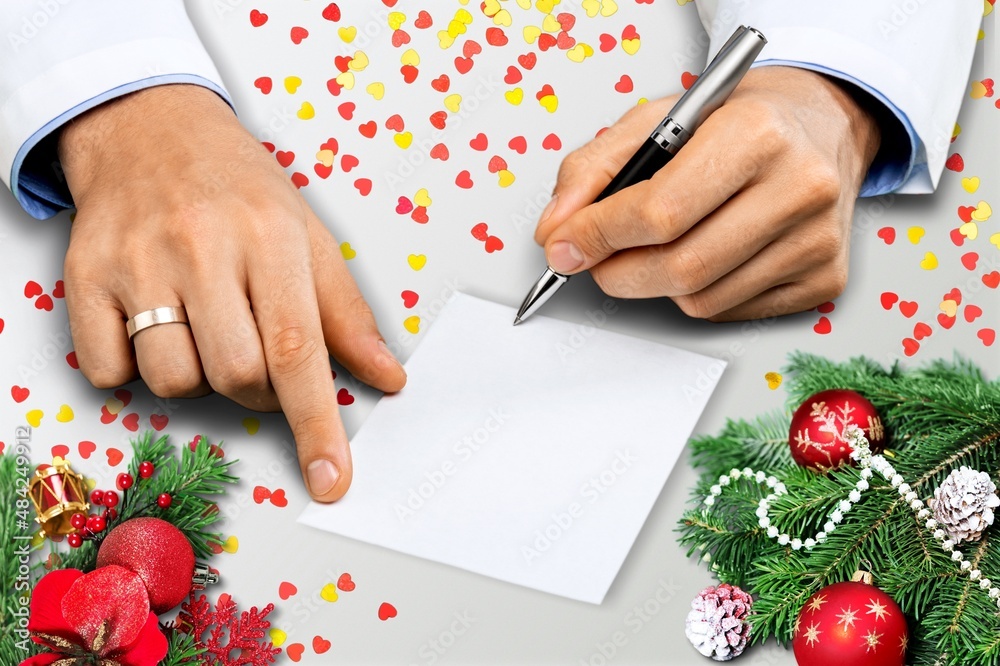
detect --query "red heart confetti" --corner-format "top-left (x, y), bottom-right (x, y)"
top-left (337, 573), bottom-right (356, 592)
top-left (278, 581), bottom-right (298, 600)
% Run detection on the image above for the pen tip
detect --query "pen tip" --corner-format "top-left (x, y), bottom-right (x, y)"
top-left (513, 316), bottom-right (523, 326)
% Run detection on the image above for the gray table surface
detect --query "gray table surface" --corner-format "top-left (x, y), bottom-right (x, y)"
top-left (1, 3), bottom-right (996, 664)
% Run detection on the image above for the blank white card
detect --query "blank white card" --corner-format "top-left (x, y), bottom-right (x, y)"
top-left (298, 293), bottom-right (724, 604)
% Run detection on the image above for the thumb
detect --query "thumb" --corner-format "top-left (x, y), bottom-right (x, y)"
top-left (533, 94), bottom-right (680, 245)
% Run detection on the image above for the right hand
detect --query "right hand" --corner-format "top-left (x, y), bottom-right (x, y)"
top-left (59, 84), bottom-right (406, 502)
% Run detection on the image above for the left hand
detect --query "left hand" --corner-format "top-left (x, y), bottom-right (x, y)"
top-left (533, 66), bottom-right (881, 321)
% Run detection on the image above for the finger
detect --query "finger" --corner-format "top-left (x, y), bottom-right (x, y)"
top-left (250, 236), bottom-right (351, 503)
top-left (708, 279), bottom-right (842, 322)
top-left (543, 103), bottom-right (770, 275)
top-left (64, 276), bottom-right (136, 389)
top-left (124, 294), bottom-right (210, 399)
top-left (534, 96), bottom-right (679, 244)
top-left (185, 278), bottom-right (279, 412)
top-left (588, 184), bottom-right (805, 298)
top-left (670, 237), bottom-right (846, 320)
top-left (306, 211), bottom-right (406, 393)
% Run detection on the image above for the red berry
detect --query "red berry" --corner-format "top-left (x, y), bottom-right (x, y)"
top-left (86, 515), bottom-right (99, 532)
top-left (103, 490), bottom-right (119, 508)
top-left (157, 493), bottom-right (173, 508)
top-left (116, 473), bottom-right (134, 490)
top-left (106, 508), bottom-right (118, 521)
top-left (67, 533), bottom-right (83, 548)
top-left (70, 513), bottom-right (87, 530)
top-left (139, 461), bottom-right (155, 479)
top-left (91, 514), bottom-right (107, 532)
top-left (90, 489), bottom-right (105, 505)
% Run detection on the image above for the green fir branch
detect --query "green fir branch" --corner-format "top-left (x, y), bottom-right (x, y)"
top-left (678, 354), bottom-right (1000, 664)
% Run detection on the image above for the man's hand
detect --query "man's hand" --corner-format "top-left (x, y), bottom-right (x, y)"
top-left (534, 66), bottom-right (881, 321)
top-left (59, 84), bottom-right (406, 502)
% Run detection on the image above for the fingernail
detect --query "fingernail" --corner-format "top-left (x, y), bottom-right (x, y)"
top-left (547, 241), bottom-right (585, 273)
top-left (539, 193), bottom-right (559, 224)
top-left (307, 459), bottom-right (340, 496)
top-left (378, 339), bottom-right (405, 373)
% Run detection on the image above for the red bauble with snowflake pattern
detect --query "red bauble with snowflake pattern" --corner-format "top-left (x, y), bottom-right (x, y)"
top-left (788, 389), bottom-right (885, 470)
top-left (793, 574), bottom-right (908, 666)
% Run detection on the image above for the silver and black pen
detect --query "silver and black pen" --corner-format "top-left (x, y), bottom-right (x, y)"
top-left (513, 25), bottom-right (767, 326)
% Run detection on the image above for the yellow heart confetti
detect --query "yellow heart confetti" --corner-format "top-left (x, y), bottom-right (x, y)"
top-left (493, 8), bottom-right (513, 26)
top-left (504, 88), bottom-right (524, 105)
top-left (455, 8), bottom-right (473, 23)
top-left (447, 19), bottom-right (468, 38)
top-left (444, 93), bottom-right (462, 113)
top-left (539, 94), bottom-right (558, 113)
top-left (335, 71), bottom-right (355, 90)
top-left (55, 405), bottom-right (74, 423)
top-left (269, 629), bottom-right (287, 647)
top-left (31, 531), bottom-right (47, 548)
top-left (516, 0), bottom-right (531, 8)
top-left (959, 221), bottom-right (979, 240)
top-left (940, 299), bottom-right (958, 317)
top-left (388, 11), bottom-right (406, 30)
top-left (764, 372), bottom-right (782, 390)
top-left (296, 102), bottom-right (315, 120)
top-left (394, 131), bottom-right (413, 149)
top-left (622, 38), bottom-right (640, 55)
top-left (989, 232), bottom-right (1000, 249)
top-left (316, 149), bottom-right (335, 167)
top-left (221, 535), bottom-right (239, 553)
top-left (242, 417), bottom-right (260, 435)
top-left (105, 397), bottom-right (124, 415)
top-left (919, 252), bottom-right (938, 270)
top-left (962, 177), bottom-right (980, 193)
top-left (523, 25), bottom-right (542, 44)
top-left (341, 242), bottom-right (357, 260)
top-left (437, 30), bottom-right (456, 49)
top-left (320, 583), bottom-right (340, 602)
top-left (414, 188), bottom-right (432, 207)
top-left (366, 82), bottom-right (385, 100)
top-left (537, 0), bottom-right (556, 13)
top-left (338, 26), bottom-right (357, 42)
top-left (483, 0), bottom-right (502, 15)
top-left (971, 200), bottom-right (992, 222)
top-left (542, 13), bottom-right (561, 32)
top-left (26, 409), bottom-right (43, 427)
top-left (567, 43), bottom-right (594, 63)
top-left (404, 316), bottom-right (421, 334)
top-left (407, 254), bottom-right (427, 271)
top-left (601, 0), bottom-right (618, 16)
top-left (400, 48), bottom-right (420, 66)
top-left (906, 226), bottom-right (924, 244)
top-left (349, 51), bottom-right (370, 71)
top-left (497, 169), bottom-right (516, 187)
top-left (971, 80), bottom-right (988, 99)
top-left (581, 0), bottom-right (600, 16)
top-left (284, 76), bottom-right (302, 94)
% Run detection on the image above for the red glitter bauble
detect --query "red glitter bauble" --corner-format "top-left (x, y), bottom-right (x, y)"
top-left (793, 580), bottom-right (908, 666)
top-left (96, 517), bottom-right (195, 614)
top-left (788, 389), bottom-right (885, 471)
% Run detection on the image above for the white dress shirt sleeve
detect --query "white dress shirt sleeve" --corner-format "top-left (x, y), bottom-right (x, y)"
top-left (0, 1), bottom-right (233, 219)
top-left (695, 1), bottom-right (983, 196)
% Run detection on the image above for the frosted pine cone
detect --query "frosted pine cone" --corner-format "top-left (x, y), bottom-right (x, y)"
top-left (685, 583), bottom-right (752, 661)
top-left (929, 466), bottom-right (999, 544)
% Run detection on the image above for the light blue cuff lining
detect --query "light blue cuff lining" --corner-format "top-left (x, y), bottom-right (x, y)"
top-left (11, 74), bottom-right (234, 220)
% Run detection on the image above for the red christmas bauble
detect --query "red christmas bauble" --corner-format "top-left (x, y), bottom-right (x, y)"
top-left (788, 389), bottom-right (885, 470)
top-left (793, 580), bottom-right (908, 666)
top-left (96, 517), bottom-right (195, 614)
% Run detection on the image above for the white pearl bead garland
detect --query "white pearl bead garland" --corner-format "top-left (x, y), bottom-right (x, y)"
top-left (702, 424), bottom-right (1000, 609)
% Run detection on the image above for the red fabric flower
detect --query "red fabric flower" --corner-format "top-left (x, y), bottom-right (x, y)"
top-left (23, 566), bottom-right (168, 666)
